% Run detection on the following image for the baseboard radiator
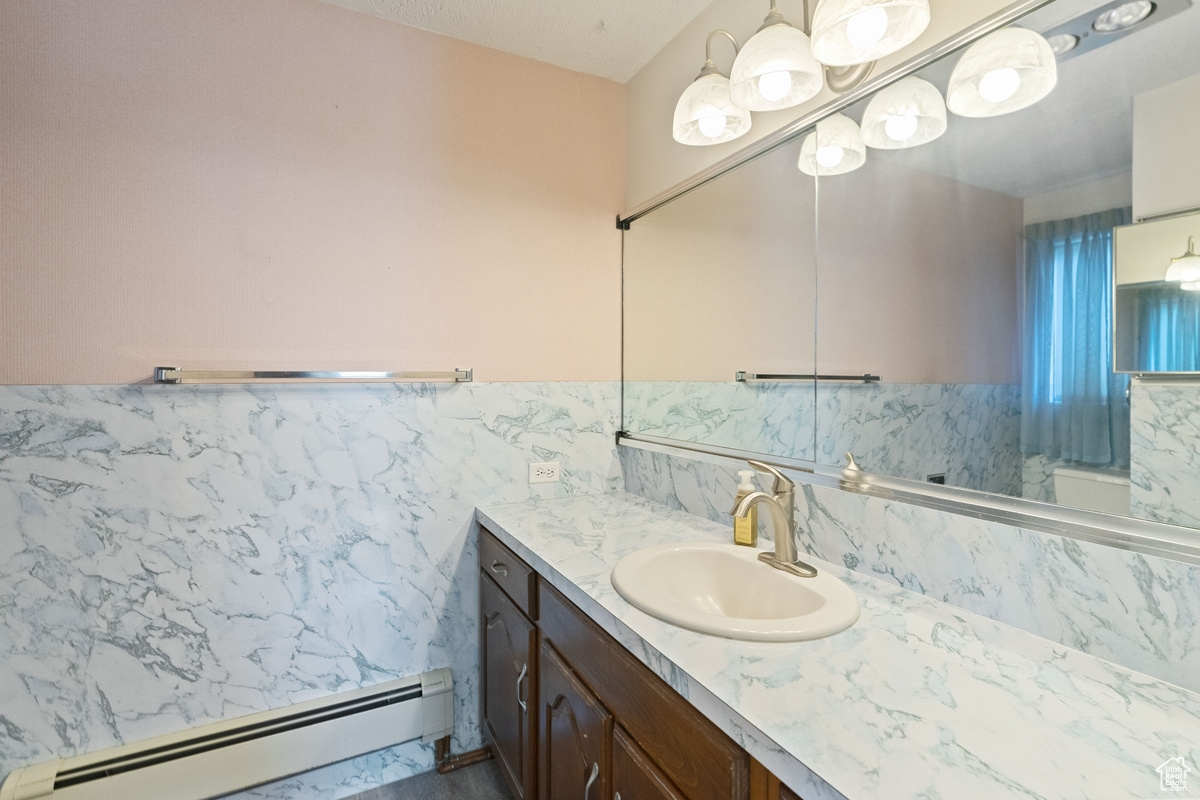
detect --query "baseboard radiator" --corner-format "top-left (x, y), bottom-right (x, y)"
top-left (1, 668), bottom-right (454, 800)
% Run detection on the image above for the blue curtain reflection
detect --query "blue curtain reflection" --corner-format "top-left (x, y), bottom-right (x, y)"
top-left (1136, 285), bottom-right (1200, 371)
top-left (1021, 207), bottom-right (1131, 468)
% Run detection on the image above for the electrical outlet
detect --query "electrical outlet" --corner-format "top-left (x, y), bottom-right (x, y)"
top-left (529, 461), bottom-right (561, 484)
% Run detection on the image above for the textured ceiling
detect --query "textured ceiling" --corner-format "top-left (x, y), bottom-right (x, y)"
top-left (313, 0), bottom-right (716, 82)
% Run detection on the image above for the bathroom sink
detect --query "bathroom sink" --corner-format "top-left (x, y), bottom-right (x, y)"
top-left (611, 542), bottom-right (860, 642)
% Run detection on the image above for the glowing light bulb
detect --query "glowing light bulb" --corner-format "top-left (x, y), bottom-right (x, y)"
top-left (816, 145), bottom-right (845, 169)
top-left (845, 6), bottom-right (889, 48)
top-left (757, 71), bottom-right (792, 102)
top-left (978, 67), bottom-right (1020, 103)
top-left (698, 112), bottom-right (727, 139)
top-left (884, 112), bottom-right (919, 141)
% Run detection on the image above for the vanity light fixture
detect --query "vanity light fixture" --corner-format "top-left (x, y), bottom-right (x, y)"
top-left (946, 27), bottom-right (1057, 117)
top-left (1165, 236), bottom-right (1200, 284)
top-left (673, 30), bottom-right (753, 146)
top-left (798, 113), bottom-right (867, 176)
top-left (1093, 0), bottom-right (1156, 32)
top-left (859, 75), bottom-right (946, 149)
top-left (810, 0), bottom-right (931, 67)
top-left (729, 3), bottom-right (824, 111)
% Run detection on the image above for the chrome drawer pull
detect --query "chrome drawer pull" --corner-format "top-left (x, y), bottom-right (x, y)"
top-left (491, 561), bottom-right (510, 578)
top-left (516, 663), bottom-right (528, 712)
top-left (584, 762), bottom-right (599, 800)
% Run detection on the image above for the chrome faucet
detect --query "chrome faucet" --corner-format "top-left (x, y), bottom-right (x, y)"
top-left (731, 460), bottom-right (818, 578)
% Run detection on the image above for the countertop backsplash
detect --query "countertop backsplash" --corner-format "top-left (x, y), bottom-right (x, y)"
top-left (621, 444), bottom-right (1200, 693)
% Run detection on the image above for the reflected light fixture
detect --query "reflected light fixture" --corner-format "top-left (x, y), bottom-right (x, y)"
top-left (673, 30), bottom-right (753, 146)
top-left (859, 75), bottom-right (946, 149)
top-left (1046, 33), bottom-right (1080, 56)
top-left (811, 0), bottom-right (932, 66)
top-left (730, 3), bottom-right (824, 112)
top-left (1093, 1), bottom-right (1155, 32)
top-left (1165, 236), bottom-right (1200, 283)
top-left (946, 27), bottom-right (1057, 117)
top-left (797, 114), bottom-right (867, 176)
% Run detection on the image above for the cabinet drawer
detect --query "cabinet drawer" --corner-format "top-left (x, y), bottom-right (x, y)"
top-left (480, 527), bottom-right (536, 618)
top-left (539, 579), bottom-right (749, 800)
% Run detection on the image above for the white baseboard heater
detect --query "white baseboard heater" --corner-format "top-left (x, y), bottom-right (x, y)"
top-left (1, 669), bottom-right (453, 800)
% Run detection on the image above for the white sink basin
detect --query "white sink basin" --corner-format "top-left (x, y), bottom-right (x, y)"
top-left (611, 542), bottom-right (860, 642)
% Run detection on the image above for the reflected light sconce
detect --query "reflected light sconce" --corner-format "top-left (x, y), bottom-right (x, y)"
top-left (811, 0), bottom-right (931, 66)
top-left (1045, 33), bottom-right (1080, 56)
top-left (859, 75), bottom-right (946, 149)
top-left (1093, 1), bottom-right (1155, 32)
top-left (673, 30), bottom-right (753, 146)
top-left (730, 4), bottom-right (824, 112)
top-left (946, 27), bottom-right (1057, 118)
top-left (798, 113), bottom-right (867, 176)
top-left (1165, 236), bottom-right (1200, 284)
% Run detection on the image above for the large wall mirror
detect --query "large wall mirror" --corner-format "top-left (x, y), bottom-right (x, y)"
top-left (623, 0), bottom-right (1200, 539)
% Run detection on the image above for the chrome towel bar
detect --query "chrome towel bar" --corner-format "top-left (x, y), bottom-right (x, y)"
top-left (154, 367), bottom-right (473, 384)
top-left (735, 371), bottom-right (881, 383)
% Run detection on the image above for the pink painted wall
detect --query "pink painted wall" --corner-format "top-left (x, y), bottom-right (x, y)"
top-left (623, 150), bottom-right (1021, 385)
top-left (0, 0), bottom-right (625, 384)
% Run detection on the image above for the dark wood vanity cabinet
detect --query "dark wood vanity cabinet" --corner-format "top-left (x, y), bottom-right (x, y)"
top-left (480, 536), bottom-right (538, 800)
top-left (479, 526), bottom-right (801, 800)
top-left (612, 725), bottom-right (690, 800)
top-left (538, 639), bottom-right (612, 800)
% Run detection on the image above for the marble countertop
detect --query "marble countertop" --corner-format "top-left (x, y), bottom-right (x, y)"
top-left (475, 492), bottom-right (1200, 800)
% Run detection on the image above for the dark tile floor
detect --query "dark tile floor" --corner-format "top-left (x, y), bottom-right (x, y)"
top-left (347, 760), bottom-right (514, 800)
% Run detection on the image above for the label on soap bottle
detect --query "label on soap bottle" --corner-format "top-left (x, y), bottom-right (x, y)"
top-left (734, 515), bottom-right (756, 546)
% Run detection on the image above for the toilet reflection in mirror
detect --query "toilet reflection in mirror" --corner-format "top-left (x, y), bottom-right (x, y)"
top-left (622, 0), bottom-right (1200, 533)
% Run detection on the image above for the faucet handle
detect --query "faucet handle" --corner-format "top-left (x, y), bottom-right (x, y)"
top-left (746, 460), bottom-right (794, 494)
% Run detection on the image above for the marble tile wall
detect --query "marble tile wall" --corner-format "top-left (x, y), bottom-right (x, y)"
top-left (814, 383), bottom-right (1021, 495)
top-left (624, 382), bottom-right (1021, 495)
top-left (620, 445), bottom-right (1200, 693)
top-left (0, 382), bottom-right (621, 798)
top-left (1131, 381), bottom-right (1200, 529)
top-left (622, 381), bottom-right (816, 460)
top-left (1021, 453), bottom-right (1059, 503)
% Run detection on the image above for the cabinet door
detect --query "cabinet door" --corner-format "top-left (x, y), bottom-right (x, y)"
top-left (481, 574), bottom-right (537, 800)
top-left (612, 725), bottom-right (687, 800)
top-left (539, 640), bottom-right (612, 800)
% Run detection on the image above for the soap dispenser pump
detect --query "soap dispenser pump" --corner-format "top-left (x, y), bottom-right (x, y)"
top-left (731, 470), bottom-right (759, 547)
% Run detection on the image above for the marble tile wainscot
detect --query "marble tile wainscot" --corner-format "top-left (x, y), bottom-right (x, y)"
top-left (0, 382), bottom-right (621, 799)
top-left (476, 493), bottom-right (1200, 800)
top-left (1131, 380), bottom-right (1200, 529)
top-left (619, 445), bottom-right (1200, 694)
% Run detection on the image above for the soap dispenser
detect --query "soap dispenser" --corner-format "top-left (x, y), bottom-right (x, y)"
top-left (731, 470), bottom-right (759, 547)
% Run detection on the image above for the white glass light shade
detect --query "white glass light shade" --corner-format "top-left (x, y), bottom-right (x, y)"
top-left (730, 24), bottom-right (823, 112)
top-left (798, 114), bottom-right (867, 176)
top-left (859, 76), bottom-right (946, 149)
top-left (811, 0), bottom-right (931, 66)
top-left (946, 27), bottom-right (1057, 118)
top-left (1165, 238), bottom-right (1200, 283)
top-left (673, 73), bottom-right (753, 146)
